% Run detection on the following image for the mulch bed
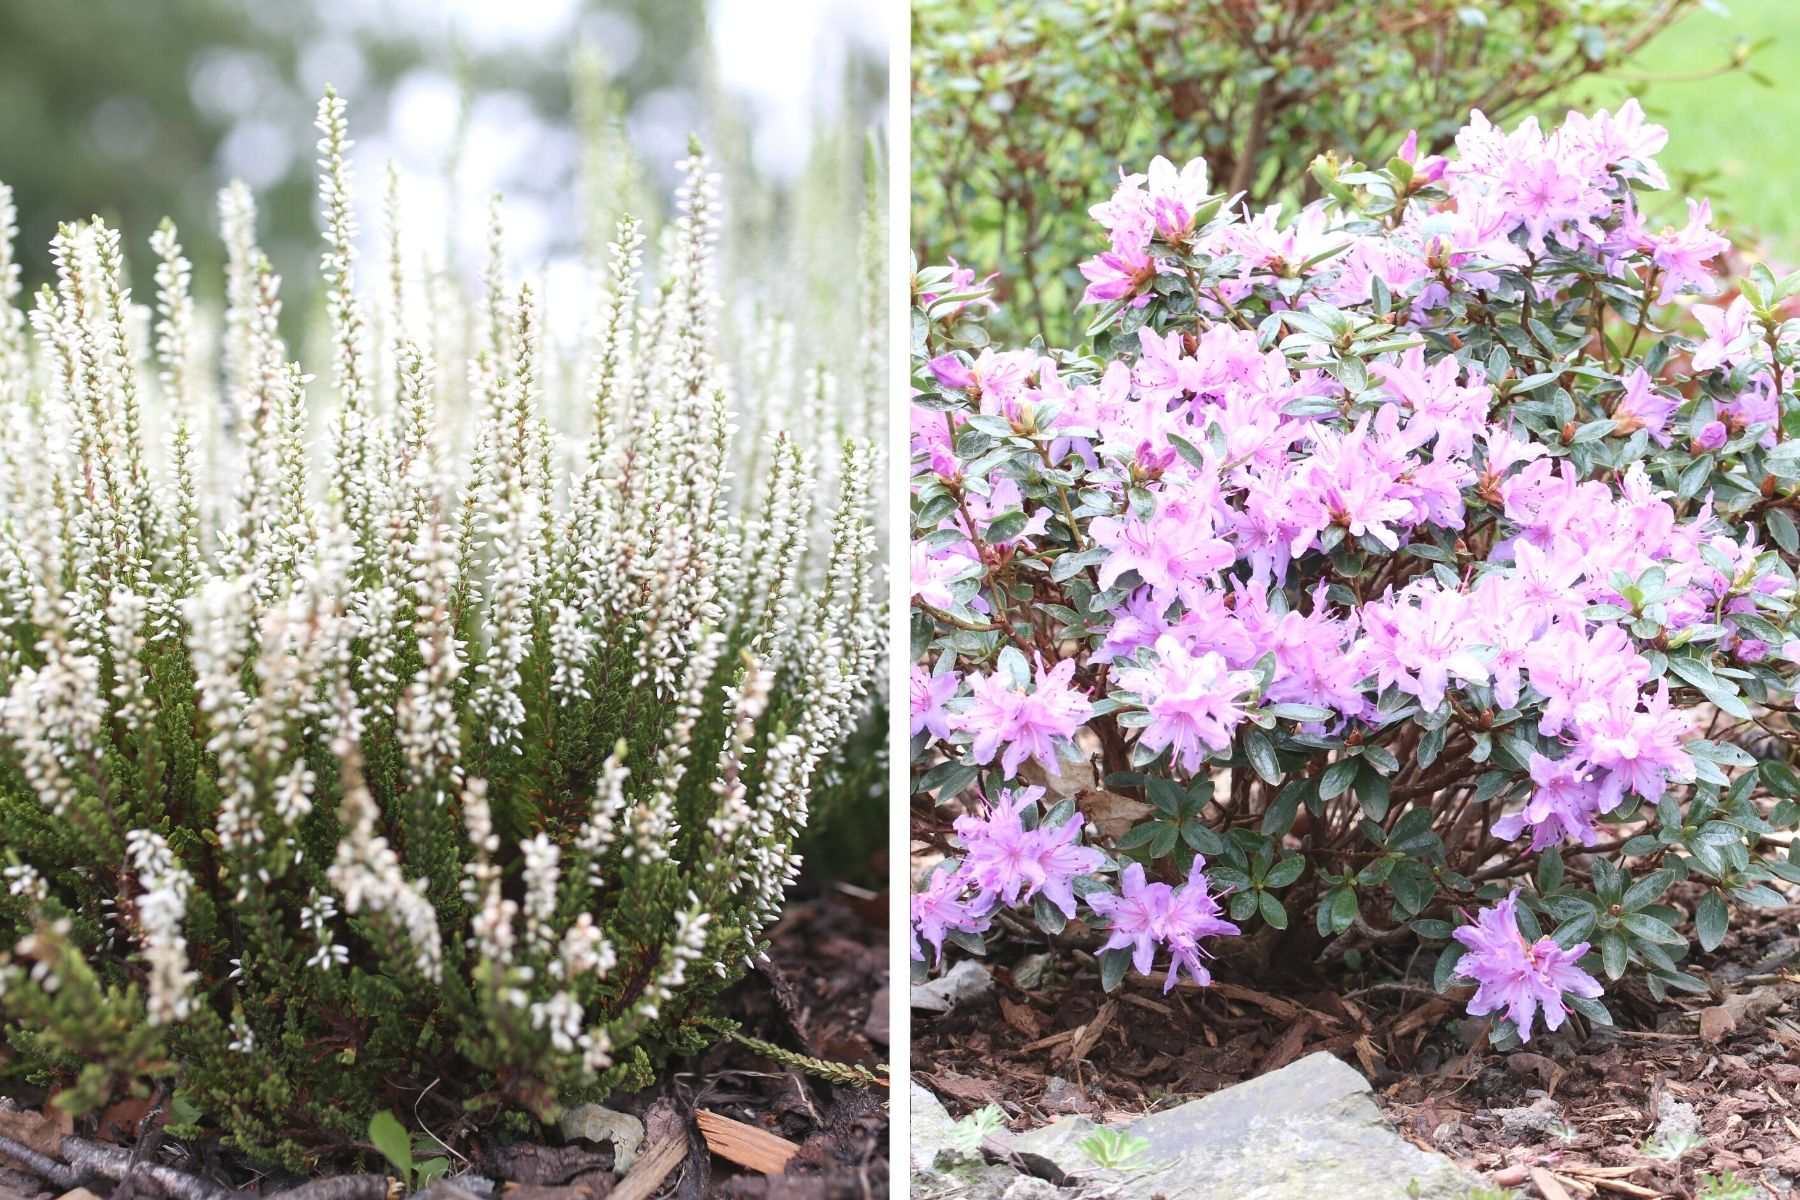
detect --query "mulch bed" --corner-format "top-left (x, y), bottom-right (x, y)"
top-left (0, 881), bottom-right (889, 1200)
top-left (913, 897), bottom-right (1800, 1200)
top-left (661, 882), bottom-right (891, 1198)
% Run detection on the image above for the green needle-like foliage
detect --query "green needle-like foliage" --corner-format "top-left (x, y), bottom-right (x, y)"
top-left (0, 88), bottom-right (878, 1168)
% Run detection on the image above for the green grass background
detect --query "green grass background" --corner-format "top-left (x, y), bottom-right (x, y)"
top-left (1574, 0), bottom-right (1800, 257)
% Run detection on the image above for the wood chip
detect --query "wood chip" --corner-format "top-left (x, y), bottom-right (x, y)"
top-left (1209, 982), bottom-right (1309, 1023)
top-left (1019, 1028), bottom-right (1075, 1053)
top-left (998, 996), bottom-right (1043, 1038)
top-left (1389, 998), bottom-right (1454, 1040)
top-left (1353, 1033), bottom-right (1382, 1079)
top-left (1065, 999), bottom-right (1116, 1063)
top-left (608, 1136), bottom-right (685, 1200)
top-left (694, 1110), bottom-right (798, 1176)
top-left (1699, 1004), bottom-right (1738, 1043)
top-left (1259, 1015), bottom-right (1314, 1074)
top-left (1116, 992), bottom-right (1173, 1018)
top-left (1530, 1167), bottom-right (1574, 1200)
top-left (1580, 1179), bottom-right (1659, 1199)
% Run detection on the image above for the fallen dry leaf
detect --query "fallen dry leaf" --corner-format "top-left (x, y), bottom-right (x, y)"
top-left (0, 1105), bottom-right (67, 1161)
top-left (998, 996), bottom-right (1044, 1038)
top-left (1075, 789), bottom-right (1153, 841)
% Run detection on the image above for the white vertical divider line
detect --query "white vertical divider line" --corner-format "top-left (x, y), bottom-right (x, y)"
top-left (885, 0), bottom-right (915, 1185)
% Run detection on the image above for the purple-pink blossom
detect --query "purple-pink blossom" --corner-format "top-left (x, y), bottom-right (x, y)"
top-left (911, 664), bottom-right (959, 742)
top-left (1087, 857), bottom-right (1240, 991)
top-left (1692, 295), bottom-right (1755, 372)
top-left (1452, 890), bottom-right (1603, 1042)
top-left (954, 786), bottom-right (1104, 918)
top-left (1611, 366), bottom-right (1679, 446)
top-left (1493, 753), bottom-right (1613, 849)
top-left (910, 868), bottom-right (992, 964)
top-left (954, 658), bottom-right (1092, 778)
top-left (1113, 636), bottom-right (1256, 772)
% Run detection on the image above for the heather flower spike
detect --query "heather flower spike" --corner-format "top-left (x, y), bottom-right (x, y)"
top-left (0, 85), bottom-right (883, 1160)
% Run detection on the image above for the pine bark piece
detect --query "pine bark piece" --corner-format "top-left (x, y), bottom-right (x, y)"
top-left (607, 1136), bottom-right (684, 1200)
top-left (1528, 1167), bottom-right (1575, 1200)
top-left (693, 1111), bottom-right (798, 1175)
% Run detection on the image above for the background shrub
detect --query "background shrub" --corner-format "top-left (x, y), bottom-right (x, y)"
top-left (911, 0), bottom-right (1709, 344)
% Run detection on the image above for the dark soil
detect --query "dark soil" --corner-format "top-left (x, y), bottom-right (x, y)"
top-left (913, 896), bottom-right (1800, 1200)
top-left (0, 881), bottom-right (890, 1200)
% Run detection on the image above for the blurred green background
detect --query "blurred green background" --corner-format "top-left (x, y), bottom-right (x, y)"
top-left (0, 0), bottom-right (885, 322)
top-left (1573, 0), bottom-right (1797, 256)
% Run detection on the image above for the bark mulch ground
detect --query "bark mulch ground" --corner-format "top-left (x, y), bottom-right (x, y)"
top-left (0, 881), bottom-right (890, 1200)
top-left (913, 896), bottom-right (1800, 1200)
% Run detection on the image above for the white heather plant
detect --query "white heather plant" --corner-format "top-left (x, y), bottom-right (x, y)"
top-left (0, 88), bottom-right (877, 1164)
top-left (911, 102), bottom-right (1800, 1048)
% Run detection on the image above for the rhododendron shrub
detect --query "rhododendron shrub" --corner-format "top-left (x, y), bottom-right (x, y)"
top-left (0, 89), bottom-right (878, 1165)
top-left (912, 0), bottom-right (1719, 342)
top-left (910, 100), bottom-right (1800, 1046)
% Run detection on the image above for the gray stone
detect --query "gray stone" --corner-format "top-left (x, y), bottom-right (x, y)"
top-left (998, 1052), bottom-right (1480, 1200)
top-left (912, 959), bottom-right (995, 1013)
top-left (1485, 1097), bottom-right (1564, 1137)
top-left (910, 1084), bottom-right (962, 1176)
top-left (999, 1178), bottom-right (1065, 1200)
top-left (911, 1084), bottom-right (1019, 1200)
top-left (1652, 1095), bottom-right (1701, 1145)
top-left (557, 1103), bottom-right (644, 1173)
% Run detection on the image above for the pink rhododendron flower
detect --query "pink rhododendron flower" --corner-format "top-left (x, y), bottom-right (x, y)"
top-left (911, 542), bottom-right (979, 611)
top-left (910, 868), bottom-right (991, 964)
top-left (1079, 245), bottom-right (1156, 305)
top-left (1493, 753), bottom-right (1613, 849)
top-left (1087, 857), bottom-right (1240, 991)
top-left (911, 664), bottom-right (959, 741)
top-left (1453, 890), bottom-right (1603, 1042)
top-left (1091, 499), bottom-right (1235, 601)
top-left (1610, 365), bottom-right (1679, 446)
top-left (1642, 199), bottom-right (1730, 303)
top-left (1114, 636), bottom-right (1257, 772)
top-left (1362, 586), bottom-right (1491, 712)
top-left (1691, 294), bottom-right (1755, 372)
top-left (1570, 682), bottom-right (1695, 807)
top-left (955, 786), bottom-right (1103, 917)
top-left (954, 658), bottom-right (1091, 778)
